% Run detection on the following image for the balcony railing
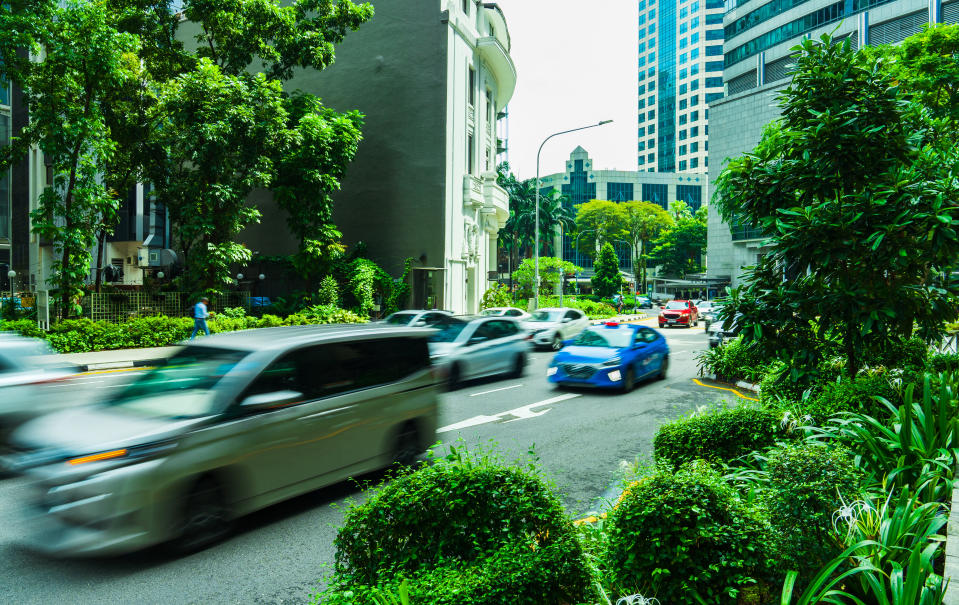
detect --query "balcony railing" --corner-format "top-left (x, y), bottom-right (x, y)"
top-left (730, 222), bottom-right (766, 241)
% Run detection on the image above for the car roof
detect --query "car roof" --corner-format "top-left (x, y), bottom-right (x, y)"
top-left (535, 307), bottom-right (578, 312)
top-left (185, 324), bottom-right (434, 352)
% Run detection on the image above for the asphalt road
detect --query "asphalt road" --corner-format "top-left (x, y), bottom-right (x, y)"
top-left (0, 320), bottom-right (737, 605)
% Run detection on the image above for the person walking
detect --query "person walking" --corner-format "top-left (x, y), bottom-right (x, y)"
top-left (191, 296), bottom-right (210, 339)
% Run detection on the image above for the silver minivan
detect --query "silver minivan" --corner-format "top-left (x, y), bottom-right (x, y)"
top-left (8, 324), bottom-right (439, 557)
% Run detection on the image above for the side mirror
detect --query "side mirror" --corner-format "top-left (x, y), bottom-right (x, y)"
top-left (561, 317), bottom-right (572, 323)
top-left (240, 390), bottom-right (303, 412)
top-left (468, 336), bottom-right (488, 346)
top-left (413, 320), bottom-right (427, 327)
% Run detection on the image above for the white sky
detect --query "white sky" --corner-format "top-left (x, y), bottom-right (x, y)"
top-left (494, 0), bottom-right (638, 180)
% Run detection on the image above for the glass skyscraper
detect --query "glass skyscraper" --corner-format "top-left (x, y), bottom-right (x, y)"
top-left (637, 0), bottom-right (725, 173)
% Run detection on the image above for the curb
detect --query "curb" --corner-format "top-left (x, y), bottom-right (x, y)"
top-left (76, 358), bottom-right (166, 373)
top-left (703, 373), bottom-right (760, 394)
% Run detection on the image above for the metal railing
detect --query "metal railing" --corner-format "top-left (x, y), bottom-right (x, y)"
top-left (730, 222), bottom-right (766, 241)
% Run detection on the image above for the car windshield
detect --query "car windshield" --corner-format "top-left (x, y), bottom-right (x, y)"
top-left (428, 319), bottom-right (468, 343)
top-left (104, 346), bottom-right (248, 419)
top-left (384, 312), bottom-right (416, 325)
top-left (573, 327), bottom-right (633, 348)
top-left (529, 310), bottom-right (563, 322)
top-left (664, 301), bottom-right (688, 310)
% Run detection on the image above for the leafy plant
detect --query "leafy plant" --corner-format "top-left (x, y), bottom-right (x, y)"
top-left (479, 283), bottom-right (512, 309)
top-left (512, 257), bottom-right (581, 298)
top-left (324, 444), bottom-right (594, 605)
top-left (316, 275), bottom-right (339, 306)
top-left (604, 461), bottom-right (773, 602)
top-left (591, 242), bottom-right (622, 298)
top-left (799, 372), bottom-right (902, 423)
top-left (696, 337), bottom-right (771, 384)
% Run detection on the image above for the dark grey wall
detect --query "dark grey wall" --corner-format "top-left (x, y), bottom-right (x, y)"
top-left (11, 74), bottom-right (30, 277)
top-left (243, 0), bottom-right (450, 276)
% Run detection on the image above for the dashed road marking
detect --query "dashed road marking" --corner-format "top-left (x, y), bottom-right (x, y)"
top-left (469, 384), bottom-right (524, 397)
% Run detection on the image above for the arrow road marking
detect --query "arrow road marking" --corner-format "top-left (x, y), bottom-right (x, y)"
top-left (438, 393), bottom-right (581, 433)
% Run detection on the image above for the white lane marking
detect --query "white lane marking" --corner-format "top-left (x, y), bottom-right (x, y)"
top-left (438, 393), bottom-right (581, 433)
top-left (469, 384), bottom-right (524, 397)
top-left (49, 380), bottom-right (105, 387)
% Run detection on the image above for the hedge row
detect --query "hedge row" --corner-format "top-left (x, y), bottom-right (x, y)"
top-left (0, 305), bottom-right (366, 353)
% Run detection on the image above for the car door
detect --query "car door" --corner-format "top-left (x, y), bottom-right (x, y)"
top-left (635, 327), bottom-right (665, 377)
top-left (562, 310), bottom-right (586, 339)
top-left (461, 320), bottom-right (505, 378)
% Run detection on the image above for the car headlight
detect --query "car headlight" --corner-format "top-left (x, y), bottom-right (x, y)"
top-left (602, 356), bottom-right (622, 367)
top-left (546, 366), bottom-right (558, 377)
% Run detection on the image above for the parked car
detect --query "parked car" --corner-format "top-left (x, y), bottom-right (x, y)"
top-left (6, 324), bottom-right (439, 557)
top-left (0, 334), bottom-right (77, 449)
top-left (658, 300), bottom-right (699, 328)
top-left (708, 313), bottom-right (743, 348)
top-left (427, 316), bottom-right (528, 388)
top-left (382, 309), bottom-right (452, 327)
top-left (521, 307), bottom-right (591, 351)
top-left (546, 322), bottom-right (669, 391)
top-left (635, 296), bottom-right (654, 309)
top-left (479, 306), bottom-right (531, 321)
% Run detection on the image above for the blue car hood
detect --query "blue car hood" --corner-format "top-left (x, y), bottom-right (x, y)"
top-left (555, 345), bottom-right (622, 363)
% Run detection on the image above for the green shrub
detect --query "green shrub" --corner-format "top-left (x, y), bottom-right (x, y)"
top-left (758, 363), bottom-right (809, 408)
top-left (0, 318), bottom-right (45, 339)
top-left (316, 275), bottom-right (340, 306)
top-left (696, 337), bottom-right (770, 384)
top-left (325, 446), bottom-right (593, 605)
top-left (299, 304), bottom-right (367, 324)
top-left (928, 352), bottom-right (959, 373)
top-left (255, 314), bottom-right (285, 328)
top-left (479, 283), bottom-right (512, 309)
top-left (654, 405), bottom-right (786, 469)
top-left (219, 306), bottom-right (247, 319)
top-left (604, 462), bottom-right (773, 602)
top-left (798, 371), bottom-right (900, 423)
top-left (865, 336), bottom-right (929, 372)
top-left (538, 295), bottom-right (616, 319)
top-left (764, 442), bottom-right (862, 580)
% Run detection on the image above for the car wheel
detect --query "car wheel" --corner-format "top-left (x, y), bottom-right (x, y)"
top-left (622, 367), bottom-right (636, 392)
top-left (508, 353), bottom-right (525, 378)
top-left (168, 477), bottom-right (232, 554)
top-left (658, 355), bottom-right (669, 380)
top-left (658, 323), bottom-right (665, 329)
top-left (448, 363), bottom-right (462, 390)
top-left (392, 423), bottom-right (421, 467)
top-left (551, 335), bottom-right (562, 351)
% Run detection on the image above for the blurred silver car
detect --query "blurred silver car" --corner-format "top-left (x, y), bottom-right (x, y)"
top-left (7, 324), bottom-right (439, 557)
top-left (478, 306), bottom-right (531, 321)
top-left (0, 334), bottom-right (76, 449)
top-left (427, 316), bottom-right (527, 388)
top-left (382, 309), bottom-right (452, 327)
top-left (521, 307), bottom-right (590, 351)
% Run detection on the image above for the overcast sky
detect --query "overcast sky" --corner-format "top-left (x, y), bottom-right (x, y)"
top-left (494, 0), bottom-right (638, 180)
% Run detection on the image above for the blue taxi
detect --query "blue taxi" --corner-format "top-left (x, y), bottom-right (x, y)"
top-left (546, 322), bottom-right (669, 391)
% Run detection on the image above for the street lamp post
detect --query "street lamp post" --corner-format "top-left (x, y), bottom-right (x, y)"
top-left (6, 269), bottom-right (14, 314)
top-left (534, 119), bottom-right (613, 310)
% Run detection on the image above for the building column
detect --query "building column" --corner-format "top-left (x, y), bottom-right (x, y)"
top-left (930, 0), bottom-right (942, 24)
top-left (757, 52), bottom-right (766, 87)
top-left (858, 11), bottom-right (870, 47)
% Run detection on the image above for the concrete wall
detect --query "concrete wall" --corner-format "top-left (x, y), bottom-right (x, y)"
top-left (243, 0), bottom-right (450, 279)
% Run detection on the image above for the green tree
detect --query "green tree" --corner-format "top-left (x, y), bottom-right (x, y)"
top-left (649, 203), bottom-right (706, 278)
top-left (512, 256), bottom-right (580, 298)
top-left (620, 200), bottom-right (673, 293)
top-left (573, 199), bottom-right (623, 258)
top-left (0, 0), bottom-right (140, 316)
top-left (591, 242), bottom-right (622, 298)
top-left (714, 33), bottom-right (959, 380)
top-left (497, 163), bottom-right (574, 273)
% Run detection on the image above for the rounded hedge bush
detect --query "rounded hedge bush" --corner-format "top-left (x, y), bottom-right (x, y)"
top-left (604, 462), bottom-right (773, 602)
top-left (327, 447), bottom-right (594, 605)
top-left (764, 442), bottom-right (862, 579)
top-left (798, 372), bottom-right (900, 422)
top-left (653, 405), bottom-right (786, 469)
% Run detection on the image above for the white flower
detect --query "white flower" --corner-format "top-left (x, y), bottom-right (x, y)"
top-left (616, 596), bottom-right (661, 605)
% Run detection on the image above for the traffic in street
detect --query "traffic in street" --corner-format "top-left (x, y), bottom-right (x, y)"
top-left (0, 318), bottom-right (739, 604)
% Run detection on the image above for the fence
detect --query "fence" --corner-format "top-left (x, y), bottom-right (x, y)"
top-left (87, 291), bottom-right (250, 323)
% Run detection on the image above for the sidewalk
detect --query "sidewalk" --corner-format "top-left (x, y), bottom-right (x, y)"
top-left (59, 346), bottom-right (182, 372)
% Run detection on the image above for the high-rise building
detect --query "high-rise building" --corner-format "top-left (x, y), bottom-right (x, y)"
top-left (707, 0), bottom-right (947, 288)
top-left (637, 0), bottom-right (725, 173)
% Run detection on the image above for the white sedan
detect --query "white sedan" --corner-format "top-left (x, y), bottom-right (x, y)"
top-left (521, 307), bottom-right (591, 351)
top-left (479, 306), bottom-right (531, 321)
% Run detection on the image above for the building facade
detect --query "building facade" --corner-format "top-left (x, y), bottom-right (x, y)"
top-left (708, 0), bottom-right (949, 288)
top-left (539, 146), bottom-right (708, 274)
top-left (638, 0), bottom-right (726, 173)
top-left (244, 0), bottom-right (515, 314)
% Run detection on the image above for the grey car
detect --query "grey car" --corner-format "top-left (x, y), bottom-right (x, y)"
top-left (7, 324), bottom-right (439, 557)
top-left (0, 334), bottom-right (76, 448)
top-left (708, 314), bottom-right (742, 348)
top-left (427, 316), bottom-right (528, 388)
top-left (382, 310), bottom-right (452, 327)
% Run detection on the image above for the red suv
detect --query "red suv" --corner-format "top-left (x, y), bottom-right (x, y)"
top-left (658, 300), bottom-right (699, 328)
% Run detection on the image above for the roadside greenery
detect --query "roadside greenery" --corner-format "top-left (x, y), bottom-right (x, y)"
top-left (511, 256), bottom-right (581, 298)
top-left (591, 243), bottom-right (622, 298)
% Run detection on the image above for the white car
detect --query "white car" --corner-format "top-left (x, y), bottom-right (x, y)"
top-left (427, 316), bottom-right (528, 388)
top-left (521, 307), bottom-right (591, 351)
top-left (382, 310), bottom-right (452, 327)
top-left (479, 306), bottom-right (531, 321)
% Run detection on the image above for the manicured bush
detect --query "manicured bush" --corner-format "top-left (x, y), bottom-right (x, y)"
top-left (316, 275), bottom-right (339, 306)
top-left (325, 446), bottom-right (594, 605)
top-left (654, 405), bottom-right (786, 469)
top-left (928, 352), bottom-right (959, 373)
top-left (865, 336), bottom-right (929, 372)
top-left (479, 283), bottom-right (512, 309)
top-left (538, 295), bottom-right (616, 319)
top-left (764, 442), bottom-right (862, 580)
top-left (0, 318), bottom-right (46, 339)
top-left (604, 462), bottom-right (773, 602)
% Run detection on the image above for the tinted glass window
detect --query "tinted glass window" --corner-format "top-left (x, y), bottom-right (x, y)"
top-left (638, 328), bottom-right (659, 343)
top-left (505, 309), bottom-right (521, 317)
top-left (473, 322), bottom-right (499, 340)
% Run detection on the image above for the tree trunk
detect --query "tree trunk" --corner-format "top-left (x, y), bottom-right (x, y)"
top-left (94, 229), bottom-right (106, 293)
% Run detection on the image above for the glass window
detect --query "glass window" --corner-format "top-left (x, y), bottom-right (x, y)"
top-left (691, 63), bottom-right (701, 75)
top-left (679, 68), bottom-right (688, 79)
top-left (705, 92), bottom-right (723, 103)
top-left (706, 28), bottom-right (724, 40)
top-left (648, 123), bottom-right (655, 133)
top-left (679, 83), bottom-right (687, 94)
top-left (648, 67), bottom-right (656, 77)
top-left (691, 32), bottom-right (700, 44)
top-left (691, 95), bottom-right (699, 106)
top-left (680, 7), bottom-right (688, 18)
top-left (648, 52), bottom-right (656, 62)
top-left (639, 84), bottom-right (646, 95)
top-left (706, 44), bottom-right (723, 56)
top-left (690, 79), bottom-right (700, 91)
top-left (690, 126), bottom-right (699, 136)
top-left (468, 66), bottom-right (475, 105)
top-left (690, 142), bottom-right (699, 152)
top-left (647, 95), bottom-right (655, 105)
top-left (638, 141), bottom-right (645, 151)
top-left (679, 160), bottom-right (687, 170)
top-left (462, 0), bottom-right (470, 14)
top-left (648, 109), bottom-right (655, 119)
top-left (649, 23), bottom-right (656, 33)
top-left (650, 9), bottom-right (656, 18)
top-left (691, 1), bottom-right (700, 11)
top-left (705, 76), bottom-right (723, 88)
top-left (648, 80), bottom-right (656, 91)
top-left (691, 157), bottom-right (699, 168)
top-left (679, 53), bottom-right (688, 64)
top-left (691, 16), bottom-right (700, 28)
top-left (705, 61), bottom-right (722, 72)
top-left (679, 114), bottom-right (687, 125)
top-left (642, 183), bottom-right (669, 208)
top-left (647, 153), bottom-right (655, 163)
top-left (679, 129), bottom-right (687, 140)
top-left (706, 13), bottom-right (723, 25)
top-left (690, 110), bottom-right (699, 121)
top-left (690, 48), bottom-right (699, 60)
top-left (680, 37), bottom-right (688, 49)
top-left (639, 13), bottom-right (646, 25)
top-left (679, 99), bottom-right (688, 110)
top-left (680, 22), bottom-right (688, 33)
top-left (638, 56), bottom-right (646, 68)
top-left (679, 144), bottom-right (687, 155)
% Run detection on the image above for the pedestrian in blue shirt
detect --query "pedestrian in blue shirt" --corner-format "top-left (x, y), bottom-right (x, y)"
top-left (191, 297), bottom-right (210, 339)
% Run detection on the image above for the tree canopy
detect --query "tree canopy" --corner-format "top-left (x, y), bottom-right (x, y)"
top-left (649, 202), bottom-right (706, 279)
top-left (591, 242), bottom-right (622, 298)
top-left (715, 30), bottom-right (959, 380)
